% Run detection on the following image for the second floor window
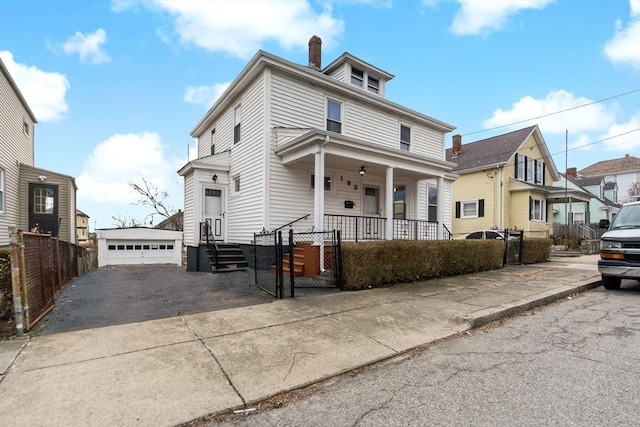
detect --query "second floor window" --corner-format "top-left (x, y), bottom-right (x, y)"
top-left (400, 125), bottom-right (411, 151)
top-left (327, 99), bottom-right (342, 133)
top-left (234, 105), bottom-right (241, 144)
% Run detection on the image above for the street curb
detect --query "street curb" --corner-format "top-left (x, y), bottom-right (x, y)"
top-left (457, 278), bottom-right (602, 329)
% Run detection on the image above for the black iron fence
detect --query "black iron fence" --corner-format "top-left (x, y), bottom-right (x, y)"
top-left (393, 219), bottom-right (438, 240)
top-left (324, 214), bottom-right (385, 241)
top-left (252, 229), bottom-right (342, 298)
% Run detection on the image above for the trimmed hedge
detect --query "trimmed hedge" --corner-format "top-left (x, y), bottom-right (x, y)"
top-left (521, 238), bottom-right (553, 264)
top-left (341, 240), bottom-right (504, 290)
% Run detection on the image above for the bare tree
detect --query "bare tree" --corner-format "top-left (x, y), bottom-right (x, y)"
top-left (111, 215), bottom-right (144, 228)
top-left (626, 181), bottom-right (640, 203)
top-left (129, 178), bottom-right (183, 230)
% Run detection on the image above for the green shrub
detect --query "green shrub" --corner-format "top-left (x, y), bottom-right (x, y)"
top-left (341, 240), bottom-right (503, 290)
top-left (521, 238), bottom-right (552, 264)
top-left (0, 249), bottom-right (11, 319)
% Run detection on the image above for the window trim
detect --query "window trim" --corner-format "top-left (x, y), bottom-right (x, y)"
top-left (400, 124), bottom-right (411, 151)
top-left (529, 197), bottom-right (546, 222)
top-left (0, 168), bottom-right (4, 213)
top-left (461, 200), bottom-right (479, 218)
top-left (326, 98), bottom-right (342, 134)
top-left (233, 105), bottom-right (241, 144)
top-left (367, 76), bottom-right (379, 94)
top-left (350, 67), bottom-right (364, 88)
top-left (233, 176), bottom-right (241, 194)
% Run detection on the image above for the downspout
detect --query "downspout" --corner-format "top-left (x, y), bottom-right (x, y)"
top-left (8, 225), bottom-right (24, 336)
top-left (497, 166), bottom-right (503, 229)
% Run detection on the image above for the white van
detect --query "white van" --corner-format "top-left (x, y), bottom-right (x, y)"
top-left (598, 201), bottom-right (640, 290)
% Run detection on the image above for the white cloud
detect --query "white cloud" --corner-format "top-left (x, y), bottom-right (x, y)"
top-left (483, 90), bottom-right (617, 135)
top-left (61, 28), bottom-right (111, 64)
top-left (0, 51), bottom-right (70, 122)
top-left (603, 0), bottom-right (640, 69)
top-left (450, 0), bottom-right (554, 36)
top-left (139, 0), bottom-right (344, 58)
top-left (598, 111), bottom-right (640, 153)
top-left (76, 132), bottom-right (184, 210)
top-left (184, 82), bottom-right (231, 108)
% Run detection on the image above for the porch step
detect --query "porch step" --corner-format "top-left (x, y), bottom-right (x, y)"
top-left (206, 243), bottom-right (248, 273)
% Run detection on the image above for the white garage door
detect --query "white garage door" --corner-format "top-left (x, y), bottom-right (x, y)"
top-left (105, 240), bottom-right (177, 265)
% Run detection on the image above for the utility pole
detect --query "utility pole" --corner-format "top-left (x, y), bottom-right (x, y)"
top-left (564, 130), bottom-right (569, 245)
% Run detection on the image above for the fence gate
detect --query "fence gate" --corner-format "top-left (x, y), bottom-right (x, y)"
top-left (503, 229), bottom-right (524, 265)
top-left (253, 229), bottom-right (342, 299)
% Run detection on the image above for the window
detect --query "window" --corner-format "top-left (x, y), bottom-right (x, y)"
top-left (572, 212), bottom-right (585, 224)
top-left (400, 125), bottom-right (411, 151)
top-left (0, 168), bottom-right (4, 213)
top-left (516, 154), bottom-right (525, 180)
top-left (34, 188), bottom-right (55, 214)
top-left (210, 129), bottom-right (216, 155)
top-left (310, 175), bottom-right (331, 191)
top-left (427, 185), bottom-right (437, 221)
top-left (529, 197), bottom-right (546, 222)
top-left (351, 67), bottom-right (364, 87)
top-left (233, 105), bottom-right (241, 144)
top-left (367, 77), bottom-right (379, 94)
top-left (326, 99), bottom-right (342, 133)
top-left (393, 186), bottom-right (406, 219)
top-left (234, 177), bottom-right (240, 193)
top-left (108, 245), bottom-right (116, 250)
top-left (526, 158), bottom-right (534, 182)
top-left (535, 161), bottom-right (544, 184)
top-left (455, 199), bottom-right (485, 219)
top-left (23, 120), bottom-right (29, 136)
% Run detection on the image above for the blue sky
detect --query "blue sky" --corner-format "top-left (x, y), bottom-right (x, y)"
top-left (1, 0), bottom-right (639, 230)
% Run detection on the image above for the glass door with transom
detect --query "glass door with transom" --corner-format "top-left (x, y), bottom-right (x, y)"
top-left (203, 188), bottom-right (224, 241)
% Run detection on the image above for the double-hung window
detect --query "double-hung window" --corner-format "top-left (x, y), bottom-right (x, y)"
top-left (526, 158), bottom-right (535, 182)
top-left (535, 161), bottom-right (543, 184)
top-left (516, 154), bottom-right (525, 180)
top-left (367, 77), bottom-right (379, 94)
top-left (0, 168), bottom-right (4, 213)
top-left (529, 197), bottom-right (546, 221)
top-left (427, 185), bottom-right (437, 221)
top-left (400, 125), bottom-right (411, 151)
top-left (326, 99), bottom-right (342, 133)
top-left (233, 105), bottom-right (241, 144)
top-left (350, 67), bottom-right (364, 87)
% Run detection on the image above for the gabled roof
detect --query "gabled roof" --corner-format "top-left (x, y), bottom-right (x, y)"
top-left (445, 125), bottom-right (559, 180)
top-left (564, 174), bottom-right (602, 187)
top-left (76, 209), bottom-right (90, 218)
top-left (603, 182), bottom-right (617, 190)
top-left (0, 56), bottom-right (37, 123)
top-left (578, 154), bottom-right (640, 176)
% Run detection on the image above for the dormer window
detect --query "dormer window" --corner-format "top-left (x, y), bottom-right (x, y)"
top-left (367, 77), bottom-right (379, 94)
top-left (351, 68), bottom-right (364, 87)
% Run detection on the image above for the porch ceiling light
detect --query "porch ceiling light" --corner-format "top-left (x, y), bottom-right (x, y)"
top-left (359, 166), bottom-right (366, 177)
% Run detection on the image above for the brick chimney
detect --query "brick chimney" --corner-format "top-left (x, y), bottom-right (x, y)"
top-left (452, 134), bottom-right (462, 155)
top-left (566, 167), bottom-right (577, 177)
top-left (308, 35), bottom-right (322, 70)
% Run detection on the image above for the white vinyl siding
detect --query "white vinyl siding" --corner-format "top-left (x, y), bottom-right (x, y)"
top-left (183, 173), bottom-right (195, 246)
top-left (0, 168), bottom-right (4, 213)
top-left (271, 73), bottom-right (323, 129)
top-left (227, 75), bottom-right (265, 243)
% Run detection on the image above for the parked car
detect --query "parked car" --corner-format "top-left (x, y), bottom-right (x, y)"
top-left (456, 230), bottom-right (508, 240)
top-left (598, 201), bottom-right (640, 290)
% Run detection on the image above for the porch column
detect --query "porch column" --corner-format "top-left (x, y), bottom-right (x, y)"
top-left (385, 166), bottom-right (394, 240)
top-left (437, 176), bottom-right (444, 239)
top-left (314, 146), bottom-right (325, 233)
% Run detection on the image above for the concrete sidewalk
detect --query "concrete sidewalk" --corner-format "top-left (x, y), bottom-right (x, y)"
top-left (0, 257), bottom-right (600, 427)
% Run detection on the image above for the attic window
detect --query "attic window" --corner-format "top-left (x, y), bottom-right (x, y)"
top-left (367, 77), bottom-right (379, 94)
top-left (351, 68), bottom-right (364, 87)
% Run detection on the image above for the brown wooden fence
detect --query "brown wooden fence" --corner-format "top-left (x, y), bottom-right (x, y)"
top-left (13, 231), bottom-right (97, 331)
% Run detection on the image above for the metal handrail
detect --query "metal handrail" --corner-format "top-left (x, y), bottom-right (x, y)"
top-left (272, 214), bottom-right (310, 232)
top-left (202, 220), bottom-right (219, 268)
top-left (442, 223), bottom-right (453, 240)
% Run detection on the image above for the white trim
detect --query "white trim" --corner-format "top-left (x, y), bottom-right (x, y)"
top-left (326, 97), bottom-right (343, 134)
top-left (461, 200), bottom-right (479, 218)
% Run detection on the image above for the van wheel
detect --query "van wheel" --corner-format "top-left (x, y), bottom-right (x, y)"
top-left (602, 275), bottom-right (621, 290)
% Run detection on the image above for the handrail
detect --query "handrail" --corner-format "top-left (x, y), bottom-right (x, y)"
top-left (202, 220), bottom-right (219, 268)
top-left (272, 214), bottom-right (310, 232)
top-left (442, 223), bottom-right (453, 240)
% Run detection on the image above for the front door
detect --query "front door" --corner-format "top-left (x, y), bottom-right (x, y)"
top-left (29, 183), bottom-right (58, 237)
top-left (363, 186), bottom-right (381, 239)
top-left (203, 188), bottom-right (224, 241)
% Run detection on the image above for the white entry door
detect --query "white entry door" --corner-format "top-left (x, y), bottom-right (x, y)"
top-left (363, 186), bottom-right (382, 239)
top-left (203, 188), bottom-right (224, 241)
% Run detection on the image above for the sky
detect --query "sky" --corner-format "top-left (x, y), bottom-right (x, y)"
top-left (1, 0), bottom-right (639, 230)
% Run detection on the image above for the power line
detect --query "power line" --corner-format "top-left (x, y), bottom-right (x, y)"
top-left (551, 128), bottom-right (640, 157)
top-left (461, 88), bottom-right (640, 137)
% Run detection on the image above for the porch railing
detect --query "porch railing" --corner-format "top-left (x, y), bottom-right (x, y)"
top-left (324, 214), bottom-right (386, 242)
top-left (392, 218), bottom-right (438, 240)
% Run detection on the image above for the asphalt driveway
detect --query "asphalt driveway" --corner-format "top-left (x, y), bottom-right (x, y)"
top-left (31, 265), bottom-right (272, 336)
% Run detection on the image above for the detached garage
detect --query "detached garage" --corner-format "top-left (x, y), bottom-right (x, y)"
top-left (96, 228), bottom-right (183, 267)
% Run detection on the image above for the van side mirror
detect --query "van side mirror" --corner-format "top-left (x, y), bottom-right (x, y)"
top-left (599, 219), bottom-right (610, 229)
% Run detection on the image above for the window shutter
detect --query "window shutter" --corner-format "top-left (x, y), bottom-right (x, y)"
top-left (529, 196), bottom-right (533, 221)
top-left (514, 153), bottom-right (518, 178)
top-left (478, 199), bottom-right (484, 217)
top-left (543, 200), bottom-right (547, 222)
top-left (455, 202), bottom-right (460, 218)
top-left (534, 159), bottom-right (538, 183)
top-left (524, 156), bottom-right (528, 181)
top-left (542, 163), bottom-right (546, 185)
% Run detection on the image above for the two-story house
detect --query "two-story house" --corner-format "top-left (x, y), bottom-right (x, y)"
top-left (445, 125), bottom-right (590, 238)
top-left (179, 36), bottom-right (458, 270)
top-left (578, 154), bottom-right (640, 204)
top-left (0, 57), bottom-right (77, 246)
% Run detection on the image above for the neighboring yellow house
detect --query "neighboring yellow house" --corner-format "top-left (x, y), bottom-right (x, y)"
top-left (445, 125), bottom-right (589, 238)
top-left (76, 209), bottom-right (90, 243)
